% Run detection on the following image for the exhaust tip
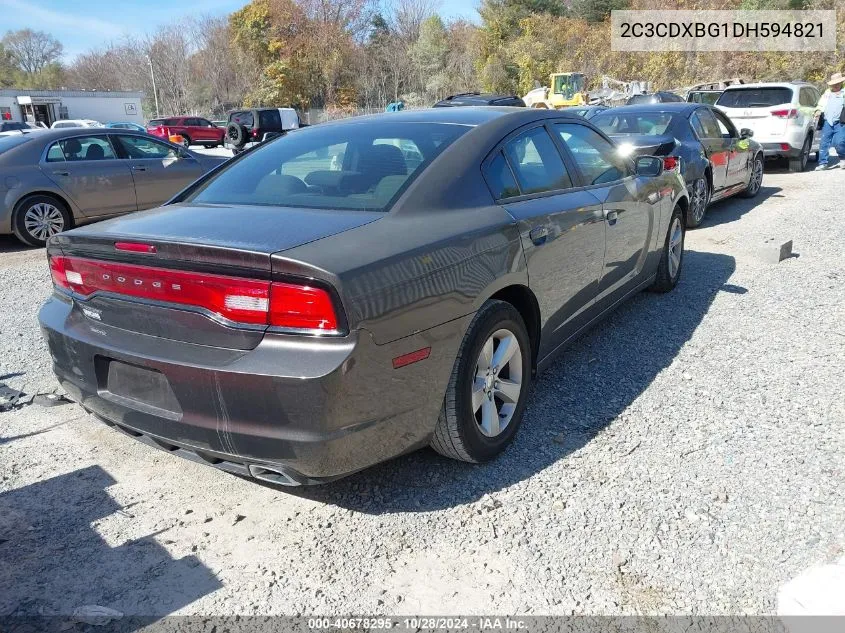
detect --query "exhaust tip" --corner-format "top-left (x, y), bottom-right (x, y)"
top-left (248, 464), bottom-right (301, 487)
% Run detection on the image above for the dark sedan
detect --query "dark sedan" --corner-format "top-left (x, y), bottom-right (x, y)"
top-left (0, 128), bottom-right (226, 247)
top-left (591, 103), bottom-right (764, 227)
top-left (40, 108), bottom-right (689, 485)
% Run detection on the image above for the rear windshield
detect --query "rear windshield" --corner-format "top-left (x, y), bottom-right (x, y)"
top-left (716, 87), bottom-right (793, 108)
top-left (0, 135), bottom-right (32, 154)
top-left (688, 92), bottom-right (721, 105)
top-left (627, 94), bottom-right (657, 105)
top-left (185, 121), bottom-right (469, 212)
top-left (592, 112), bottom-right (677, 136)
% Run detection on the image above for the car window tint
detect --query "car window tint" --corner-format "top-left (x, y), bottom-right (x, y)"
top-left (555, 123), bottom-right (628, 185)
top-left (60, 136), bottom-right (116, 161)
top-left (593, 112), bottom-right (675, 136)
top-left (45, 142), bottom-right (65, 162)
top-left (484, 151), bottom-right (520, 199)
top-left (258, 110), bottom-right (281, 128)
top-left (187, 121), bottom-right (469, 212)
top-left (503, 127), bottom-right (572, 195)
top-left (716, 87), bottom-right (793, 108)
top-left (148, 119), bottom-right (164, 127)
top-left (692, 109), bottom-right (723, 139)
top-left (374, 138), bottom-right (423, 171)
top-left (230, 111), bottom-right (254, 127)
top-left (115, 135), bottom-right (179, 159)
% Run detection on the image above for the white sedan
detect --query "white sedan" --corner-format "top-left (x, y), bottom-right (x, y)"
top-left (50, 119), bottom-right (104, 129)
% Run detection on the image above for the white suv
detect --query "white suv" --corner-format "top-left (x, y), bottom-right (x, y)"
top-left (715, 81), bottom-right (821, 172)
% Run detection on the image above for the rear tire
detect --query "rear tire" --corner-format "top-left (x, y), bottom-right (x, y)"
top-left (789, 136), bottom-right (811, 172)
top-left (12, 194), bottom-right (71, 248)
top-left (686, 176), bottom-right (709, 229)
top-left (649, 205), bottom-right (684, 293)
top-left (431, 300), bottom-right (532, 463)
top-left (180, 134), bottom-right (191, 148)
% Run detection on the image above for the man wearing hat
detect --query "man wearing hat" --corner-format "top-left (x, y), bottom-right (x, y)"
top-left (813, 71), bottom-right (845, 170)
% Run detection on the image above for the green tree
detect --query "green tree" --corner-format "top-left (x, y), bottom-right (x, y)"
top-left (569, 0), bottom-right (629, 23)
top-left (411, 15), bottom-right (449, 99)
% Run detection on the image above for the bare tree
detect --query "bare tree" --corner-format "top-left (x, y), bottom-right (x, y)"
top-left (2, 29), bottom-right (63, 74)
top-left (388, 0), bottom-right (440, 43)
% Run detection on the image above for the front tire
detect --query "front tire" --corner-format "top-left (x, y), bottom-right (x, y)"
top-left (649, 205), bottom-right (685, 293)
top-left (739, 153), bottom-right (764, 198)
top-left (431, 300), bottom-right (532, 463)
top-left (12, 194), bottom-right (71, 247)
top-left (180, 135), bottom-right (191, 148)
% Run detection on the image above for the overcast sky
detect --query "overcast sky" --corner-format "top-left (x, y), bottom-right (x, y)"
top-left (0, 0), bottom-right (480, 61)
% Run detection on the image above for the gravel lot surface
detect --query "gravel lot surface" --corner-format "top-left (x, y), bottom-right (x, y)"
top-left (1, 164), bottom-right (843, 618)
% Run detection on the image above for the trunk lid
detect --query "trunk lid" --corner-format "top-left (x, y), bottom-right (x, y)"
top-left (50, 203), bottom-right (381, 349)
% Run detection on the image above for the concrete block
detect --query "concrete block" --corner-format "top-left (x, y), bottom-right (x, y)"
top-left (758, 238), bottom-right (793, 264)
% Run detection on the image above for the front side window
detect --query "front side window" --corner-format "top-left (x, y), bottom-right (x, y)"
top-left (691, 109), bottom-right (723, 139)
top-left (555, 123), bottom-right (629, 185)
top-left (186, 121), bottom-right (469, 212)
top-left (114, 135), bottom-right (179, 160)
top-left (503, 127), bottom-right (572, 195)
top-left (58, 136), bottom-right (116, 161)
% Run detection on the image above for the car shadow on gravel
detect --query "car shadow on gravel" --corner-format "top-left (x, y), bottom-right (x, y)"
top-left (700, 185), bottom-right (781, 229)
top-left (0, 465), bottom-right (222, 624)
top-left (292, 250), bottom-right (738, 513)
top-left (0, 235), bottom-right (33, 254)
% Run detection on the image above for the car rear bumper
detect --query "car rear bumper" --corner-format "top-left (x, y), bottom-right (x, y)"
top-left (39, 293), bottom-right (464, 483)
top-left (760, 142), bottom-right (803, 157)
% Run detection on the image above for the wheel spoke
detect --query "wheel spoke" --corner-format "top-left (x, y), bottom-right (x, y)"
top-left (495, 378), bottom-right (521, 404)
top-left (479, 337), bottom-right (494, 372)
top-left (472, 378), bottom-right (486, 413)
top-left (481, 398), bottom-right (499, 436)
top-left (492, 334), bottom-right (517, 369)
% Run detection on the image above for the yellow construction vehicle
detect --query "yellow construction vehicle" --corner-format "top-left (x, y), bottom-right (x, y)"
top-left (523, 72), bottom-right (589, 109)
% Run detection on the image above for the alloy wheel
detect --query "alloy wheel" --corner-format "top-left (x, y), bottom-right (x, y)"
top-left (472, 328), bottom-right (524, 438)
top-left (24, 203), bottom-right (64, 241)
top-left (692, 178), bottom-right (708, 224)
top-left (749, 158), bottom-right (763, 194)
top-left (668, 216), bottom-right (683, 280)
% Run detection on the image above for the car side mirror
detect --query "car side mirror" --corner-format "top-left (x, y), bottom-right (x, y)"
top-left (740, 128), bottom-right (754, 139)
top-left (635, 156), bottom-right (663, 177)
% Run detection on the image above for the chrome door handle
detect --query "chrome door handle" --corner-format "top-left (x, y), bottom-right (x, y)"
top-left (131, 166), bottom-right (147, 171)
top-left (604, 210), bottom-right (619, 225)
top-left (529, 226), bottom-right (549, 245)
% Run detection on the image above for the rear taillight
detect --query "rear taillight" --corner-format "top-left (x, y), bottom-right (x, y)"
top-left (771, 108), bottom-right (798, 119)
top-left (662, 156), bottom-right (680, 171)
top-left (251, 129), bottom-right (259, 139)
top-left (48, 256), bottom-right (340, 333)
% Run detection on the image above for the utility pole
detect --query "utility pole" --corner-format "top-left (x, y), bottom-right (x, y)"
top-left (147, 55), bottom-right (160, 118)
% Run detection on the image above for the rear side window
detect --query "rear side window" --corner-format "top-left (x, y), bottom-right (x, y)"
top-left (799, 88), bottom-right (818, 107)
top-left (186, 121), bottom-right (469, 212)
top-left (258, 109), bottom-right (282, 129)
top-left (555, 123), bottom-right (629, 185)
top-left (484, 151), bottom-right (520, 200)
top-left (45, 143), bottom-right (65, 162)
top-left (503, 127), bottom-right (572, 195)
top-left (58, 136), bottom-right (116, 161)
top-left (716, 87), bottom-right (793, 108)
top-left (147, 119), bottom-right (164, 127)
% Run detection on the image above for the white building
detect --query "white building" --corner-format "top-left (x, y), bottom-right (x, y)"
top-left (0, 89), bottom-right (144, 127)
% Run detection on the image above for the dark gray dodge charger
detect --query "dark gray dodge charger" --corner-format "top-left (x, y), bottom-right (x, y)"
top-left (39, 107), bottom-right (689, 485)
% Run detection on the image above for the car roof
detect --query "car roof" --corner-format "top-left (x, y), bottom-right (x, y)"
top-left (436, 93), bottom-right (523, 105)
top-left (323, 107), bottom-right (574, 129)
top-left (594, 103), bottom-right (700, 115)
top-left (17, 128), bottom-right (156, 142)
top-left (723, 81), bottom-right (810, 90)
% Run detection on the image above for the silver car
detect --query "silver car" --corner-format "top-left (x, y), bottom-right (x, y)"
top-left (0, 128), bottom-right (226, 247)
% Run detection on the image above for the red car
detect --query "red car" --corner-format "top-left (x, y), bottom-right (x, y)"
top-left (146, 116), bottom-right (225, 148)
